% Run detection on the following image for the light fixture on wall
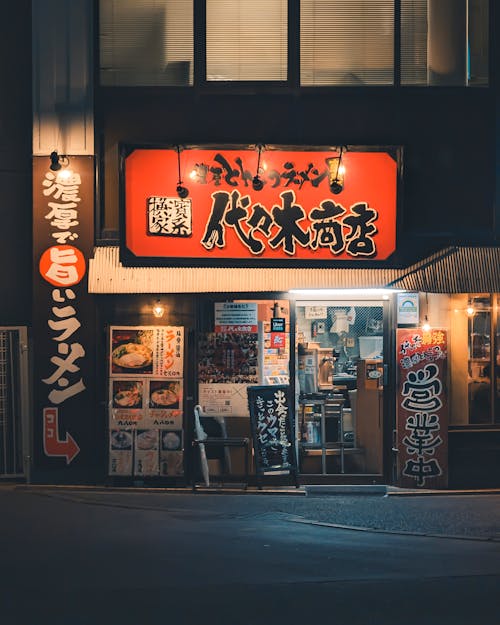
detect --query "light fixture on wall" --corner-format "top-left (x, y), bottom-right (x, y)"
top-left (466, 302), bottom-right (476, 317)
top-left (175, 145), bottom-right (189, 199)
top-left (422, 315), bottom-right (431, 332)
top-left (49, 151), bottom-right (69, 172)
top-left (152, 299), bottom-right (165, 318)
top-left (252, 144), bottom-right (265, 191)
top-left (325, 146), bottom-right (345, 195)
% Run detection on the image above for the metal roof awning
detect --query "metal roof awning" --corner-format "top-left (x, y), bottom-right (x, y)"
top-left (390, 246), bottom-right (500, 293)
top-left (88, 246), bottom-right (500, 294)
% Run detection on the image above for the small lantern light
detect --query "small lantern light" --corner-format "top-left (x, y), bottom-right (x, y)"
top-left (152, 299), bottom-right (165, 318)
top-left (326, 146), bottom-right (345, 195)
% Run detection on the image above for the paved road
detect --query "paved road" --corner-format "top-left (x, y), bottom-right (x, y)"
top-left (1, 486), bottom-right (499, 625)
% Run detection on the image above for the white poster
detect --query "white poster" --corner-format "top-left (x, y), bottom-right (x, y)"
top-left (198, 383), bottom-right (250, 417)
top-left (108, 326), bottom-right (185, 477)
top-left (397, 293), bottom-right (419, 325)
top-left (214, 302), bottom-right (258, 333)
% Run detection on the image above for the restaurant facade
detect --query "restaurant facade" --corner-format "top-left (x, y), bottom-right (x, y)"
top-left (2, 0), bottom-right (499, 489)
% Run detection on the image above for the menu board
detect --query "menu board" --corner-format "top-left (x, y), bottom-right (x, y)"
top-left (247, 385), bottom-right (297, 480)
top-left (108, 326), bottom-right (184, 477)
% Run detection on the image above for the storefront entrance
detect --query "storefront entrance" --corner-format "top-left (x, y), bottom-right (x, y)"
top-left (296, 299), bottom-right (385, 476)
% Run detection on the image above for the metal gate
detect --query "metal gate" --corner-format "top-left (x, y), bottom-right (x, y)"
top-left (0, 328), bottom-right (29, 479)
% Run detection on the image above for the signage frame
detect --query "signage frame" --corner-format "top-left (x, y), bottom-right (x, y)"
top-left (119, 143), bottom-right (402, 269)
top-left (396, 328), bottom-right (449, 489)
top-left (247, 384), bottom-right (299, 487)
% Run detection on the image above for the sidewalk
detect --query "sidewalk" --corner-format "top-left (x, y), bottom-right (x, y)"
top-left (6, 482), bottom-right (500, 542)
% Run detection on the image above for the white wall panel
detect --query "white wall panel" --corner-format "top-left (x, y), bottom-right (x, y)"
top-left (32, 0), bottom-right (94, 155)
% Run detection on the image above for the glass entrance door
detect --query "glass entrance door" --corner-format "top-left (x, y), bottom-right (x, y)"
top-left (296, 300), bottom-right (384, 475)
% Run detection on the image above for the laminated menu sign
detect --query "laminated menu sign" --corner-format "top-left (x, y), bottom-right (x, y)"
top-left (110, 326), bottom-right (183, 378)
top-left (134, 429), bottom-right (159, 476)
top-left (109, 429), bottom-right (133, 476)
top-left (247, 385), bottom-right (298, 480)
top-left (108, 326), bottom-right (184, 477)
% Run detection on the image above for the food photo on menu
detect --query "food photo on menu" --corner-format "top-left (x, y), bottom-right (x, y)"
top-left (149, 380), bottom-right (181, 409)
top-left (111, 380), bottom-right (144, 409)
top-left (160, 451), bottom-right (184, 476)
top-left (110, 328), bottom-right (154, 375)
top-left (160, 430), bottom-right (182, 452)
top-left (135, 429), bottom-right (159, 451)
top-left (110, 429), bottom-right (133, 450)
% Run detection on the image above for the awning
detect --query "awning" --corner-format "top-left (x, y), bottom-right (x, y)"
top-left (390, 246), bottom-right (500, 293)
top-left (88, 246), bottom-right (500, 294)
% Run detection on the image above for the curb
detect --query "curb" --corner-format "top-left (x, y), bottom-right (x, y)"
top-left (290, 516), bottom-right (500, 543)
top-left (305, 484), bottom-right (388, 496)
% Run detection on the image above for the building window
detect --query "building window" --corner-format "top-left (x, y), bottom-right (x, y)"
top-left (98, 0), bottom-right (488, 88)
top-left (300, 0), bottom-right (394, 86)
top-left (401, 0), bottom-right (489, 86)
top-left (99, 0), bottom-right (193, 86)
top-left (206, 0), bottom-right (287, 81)
top-left (451, 293), bottom-right (499, 427)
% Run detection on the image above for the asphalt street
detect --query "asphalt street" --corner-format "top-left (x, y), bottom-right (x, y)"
top-left (1, 485), bottom-right (499, 625)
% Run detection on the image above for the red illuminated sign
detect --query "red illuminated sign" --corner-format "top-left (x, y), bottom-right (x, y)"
top-left (123, 147), bottom-right (398, 265)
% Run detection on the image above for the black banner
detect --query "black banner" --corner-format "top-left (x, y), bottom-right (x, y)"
top-left (32, 156), bottom-right (97, 482)
top-left (247, 385), bottom-right (297, 479)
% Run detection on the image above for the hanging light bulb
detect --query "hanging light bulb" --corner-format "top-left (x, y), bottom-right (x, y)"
top-left (152, 299), bottom-right (165, 318)
top-left (466, 304), bottom-right (475, 317)
top-left (422, 315), bottom-right (431, 332)
top-left (326, 146), bottom-right (345, 195)
top-left (252, 144), bottom-right (265, 191)
top-left (175, 145), bottom-right (189, 198)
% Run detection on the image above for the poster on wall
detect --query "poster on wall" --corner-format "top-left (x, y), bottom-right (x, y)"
top-left (397, 293), bottom-right (419, 326)
top-left (214, 302), bottom-right (258, 333)
top-left (396, 328), bottom-right (448, 489)
top-left (198, 332), bottom-right (258, 384)
top-left (109, 379), bottom-right (183, 429)
top-left (198, 330), bottom-right (258, 417)
top-left (108, 326), bottom-right (184, 477)
top-left (110, 326), bottom-right (183, 378)
top-left (198, 383), bottom-right (250, 417)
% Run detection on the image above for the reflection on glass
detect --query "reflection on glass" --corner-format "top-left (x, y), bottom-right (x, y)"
top-left (496, 295), bottom-right (500, 423)
top-left (468, 295), bottom-right (491, 424)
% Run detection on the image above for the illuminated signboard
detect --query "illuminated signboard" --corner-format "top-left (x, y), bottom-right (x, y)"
top-left (122, 146), bottom-right (398, 266)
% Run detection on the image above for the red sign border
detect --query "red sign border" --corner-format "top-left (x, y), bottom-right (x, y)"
top-left (119, 143), bottom-right (402, 269)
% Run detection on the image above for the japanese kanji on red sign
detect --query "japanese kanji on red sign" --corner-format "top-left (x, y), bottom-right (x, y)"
top-left (123, 147), bottom-right (398, 265)
top-left (396, 328), bottom-right (449, 489)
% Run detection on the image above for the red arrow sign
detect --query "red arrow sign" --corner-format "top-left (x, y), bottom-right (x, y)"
top-left (43, 407), bottom-right (80, 464)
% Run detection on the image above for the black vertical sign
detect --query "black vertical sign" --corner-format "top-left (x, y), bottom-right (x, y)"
top-left (32, 156), bottom-right (96, 482)
top-left (247, 385), bottom-right (298, 481)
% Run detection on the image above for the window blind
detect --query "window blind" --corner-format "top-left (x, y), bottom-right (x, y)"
top-left (99, 0), bottom-right (193, 86)
top-left (206, 0), bottom-right (287, 81)
top-left (300, 0), bottom-right (394, 86)
top-left (401, 0), bottom-right (488, 87)
top-left (400, 0), bottom-right (428, 85)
